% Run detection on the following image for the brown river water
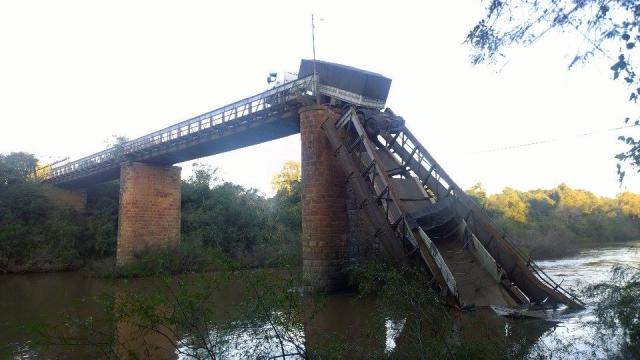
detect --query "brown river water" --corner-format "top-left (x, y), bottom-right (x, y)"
top-left (1, 241), bottom-right (638, 359)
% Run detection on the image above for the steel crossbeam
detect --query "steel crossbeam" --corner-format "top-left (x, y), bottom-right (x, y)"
top-left (380, 126), bottom-right (585, 308)
top-left (323, 107), bottom-right (461, 306)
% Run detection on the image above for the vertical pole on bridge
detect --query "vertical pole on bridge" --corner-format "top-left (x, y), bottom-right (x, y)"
top-left (311, 14), bottom-right (320, 105)
top-left (299, 105), bottom-right (349, 293)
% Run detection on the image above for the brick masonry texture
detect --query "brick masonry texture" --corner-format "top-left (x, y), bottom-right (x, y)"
top-left (116, 162), bottom-right (181, 267)
top-left (299, 105), bottom-right (349, 293)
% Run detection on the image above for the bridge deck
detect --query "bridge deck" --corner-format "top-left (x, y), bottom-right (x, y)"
top-left (44, 60), bottom-right (390, 189)
top-left (44, 76), bottom-right (315, 188)
top-left (322, 107), bottom-right (584, 309)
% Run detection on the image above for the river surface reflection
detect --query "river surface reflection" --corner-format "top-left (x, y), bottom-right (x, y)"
top-left (1, 241), bottom-right (638, 359)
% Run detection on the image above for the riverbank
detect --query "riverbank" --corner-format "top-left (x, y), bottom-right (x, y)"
top-left (489, 215), bottom-right (640, 260)
top-left (526, 238), bottom-right (640, 260)
top-left (0, 241), bottom-right (299, 277)
top-left (467, 183), bottom-right (640, 259)
top-left (3, 237), bottom-right (637, 275)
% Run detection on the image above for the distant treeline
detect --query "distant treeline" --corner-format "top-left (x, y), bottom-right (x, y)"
top-left (466, 182), bottom-right (640, 258)
top-left (1, 151), bottom-right (639, 272)
top-left (0, 152), bottom-right (301, 273)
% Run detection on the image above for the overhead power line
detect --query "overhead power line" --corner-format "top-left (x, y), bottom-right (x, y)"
top-left (474, 124), bottom-right (639, 154)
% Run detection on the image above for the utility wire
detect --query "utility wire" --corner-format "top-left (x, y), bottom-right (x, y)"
top-left (474, 124), bottom-right (638, 154)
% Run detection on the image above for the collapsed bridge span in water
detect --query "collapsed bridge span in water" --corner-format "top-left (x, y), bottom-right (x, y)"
top-left (41, 59), bottom-right (583, 310)
top-left (322, 106), bottom-right (584, 309)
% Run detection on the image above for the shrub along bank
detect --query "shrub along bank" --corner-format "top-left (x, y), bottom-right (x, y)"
top-left (0, 154), bottom-right (301, 273)
top-left (466, 182), bottom-right (640, 258)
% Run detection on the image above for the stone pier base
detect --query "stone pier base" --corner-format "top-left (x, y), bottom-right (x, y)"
top-left (116, 162), bottom-right (181, 267)
top-left (300, 105), bottom-right (349, 293)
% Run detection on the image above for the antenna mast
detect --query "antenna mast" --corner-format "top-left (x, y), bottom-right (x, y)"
top-left (312, 14), bottom-right (320, 104)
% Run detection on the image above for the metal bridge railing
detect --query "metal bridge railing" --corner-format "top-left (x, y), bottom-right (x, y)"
top-left (340, 108), bottom-right (459, 300)
top-left (383, 128), bottom-right (585, 307)
top-left (45, 75), bottom-right (316, 182)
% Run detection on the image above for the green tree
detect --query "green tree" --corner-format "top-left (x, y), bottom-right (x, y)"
top-left (467, 181), bottom-right (640, 257)
top-left (181, 174), bottom-right (273, 261)
top-left (488, 187), bottom-right (529, 223)
top-left (82, 181), bottom-right (120, 258)
top-left (188, 162), bottom-right (219, 207)
top-left (104, 135), bottom-right (130, 161)
top-left (590, 266), bottom-right (640, 358)
top-left (466, 181), bottom-right (488, 208)
top-left (0, 152), bottom-right (83, 271)
top-left (553, 183), bottom-right (600, 215)
top-left (618, 191), bottom-right (640, 218)
top-left (0, 152), bottom-right (38, 184)
top-left (522, 189), bottom-right (556, 221)
top-left (271, 161), bottom-right (301, 194)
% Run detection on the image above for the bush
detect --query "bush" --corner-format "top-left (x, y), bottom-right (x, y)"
top-left (0, 155), bottom-right (303, 273)
top-left (467, 182), bottom-right (640, 258)
top-left (0, 182), bottom-right (83, 272)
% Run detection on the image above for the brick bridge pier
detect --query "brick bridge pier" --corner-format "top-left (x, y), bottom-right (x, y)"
top-left (299, 105), bottom-right (350, 293)
top-left (115, 162), bottom-right (182, 267)
top-left (47, 103), bottom-right (361, 293)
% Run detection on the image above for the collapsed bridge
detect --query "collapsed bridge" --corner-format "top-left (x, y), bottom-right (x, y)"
top-left (42, 60), bottom-right (583, 311)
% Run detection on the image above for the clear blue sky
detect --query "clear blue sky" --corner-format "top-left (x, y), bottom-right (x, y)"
top-left (0, 1), bottom-right (638, 197)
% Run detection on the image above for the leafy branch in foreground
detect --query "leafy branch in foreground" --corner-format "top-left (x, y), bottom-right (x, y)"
top-left (28, 261), bottom-right (640, 359)
top-left (589, 265), bottom-right (640, 358)
top-left (352, 262), bottom-right (528, 359)
top-left (467, 0), bottom-right (640, 180)
top-left (33, 267), bottom-right (320, 359)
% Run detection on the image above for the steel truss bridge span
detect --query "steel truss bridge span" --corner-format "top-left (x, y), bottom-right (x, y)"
top-left (323, 107), bottom-right (584, 310)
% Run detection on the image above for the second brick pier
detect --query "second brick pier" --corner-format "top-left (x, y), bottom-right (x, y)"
top-left (116, 162), bottom-right (182, 267)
